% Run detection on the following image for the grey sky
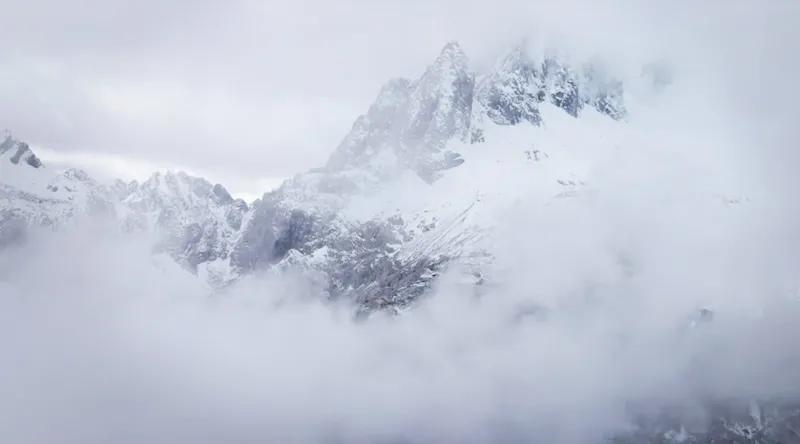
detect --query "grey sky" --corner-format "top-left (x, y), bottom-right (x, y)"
top-left (1, 0), bottom-right (798, 198)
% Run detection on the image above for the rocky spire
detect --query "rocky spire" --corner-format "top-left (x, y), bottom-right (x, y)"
top-left (325, 40), bottom-right (626, 182)
top-left (326, 78), bottom-right (411, 171)
top-left (325, 42), bottom-right (474, 182)
top-left (474, 40), bottom-right (546, 127)
top-left (398, 41), bottom-right (474, 180)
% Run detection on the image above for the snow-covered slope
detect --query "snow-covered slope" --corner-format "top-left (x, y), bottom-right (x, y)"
top-left (0, 134), bottom-right (247, 286)
top-left (1, 133), bottom-right (117, 244)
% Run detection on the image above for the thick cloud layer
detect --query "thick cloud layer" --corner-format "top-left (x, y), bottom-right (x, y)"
top-left (2, 136), bottom-right (799, 443)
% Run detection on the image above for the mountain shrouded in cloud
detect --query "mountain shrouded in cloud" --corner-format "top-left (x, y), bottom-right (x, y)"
top-left (2, 32), bottom-right (800, 444)
top-left (2, 41), bottom-right (628, 300)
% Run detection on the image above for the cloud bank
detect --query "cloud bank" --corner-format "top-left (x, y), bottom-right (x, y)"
top-left (2, 134), bottom-right (799, 442)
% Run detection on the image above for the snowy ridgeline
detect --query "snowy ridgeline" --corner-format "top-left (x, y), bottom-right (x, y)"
top-left (0, 41), bottom-right (635, 305)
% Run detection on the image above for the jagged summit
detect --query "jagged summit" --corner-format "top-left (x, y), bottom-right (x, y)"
top-left (113, 170), bottom-right (248, 277)
top-left (423, 41), bottom-right (471, 88)
top-left (326, 41), bottom-right (475, 182)
top-left (325, 78), bottom-right (412, 172)
top-left (0, 132), bottom-right (43, 169)
top-left (474, 40), bottom-right (627, 129)
top-left (138, 170), bottom-right (236, 205)
top-left (401, 40), bottom-right (473, 180)
top-left (473, 41), bottom-right (547, 127)
top-left (326, 40), bottom-right (626, 183)
top-left (1, 39), bottom-right (632, 296)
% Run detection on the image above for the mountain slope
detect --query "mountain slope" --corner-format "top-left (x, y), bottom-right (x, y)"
top-left (0, 136), bottom-right (247, 285)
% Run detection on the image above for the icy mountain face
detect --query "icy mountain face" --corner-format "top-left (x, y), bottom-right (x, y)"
top-left (399, 41), bottom-right (474, 181)
top-left (230, 180), bottom-right (445, 310)
top-left (325, 78), bottom-right (412, 175)
top-left (474, 45), bottom-right (548, 128)
top-left (117, 171), bottom-right (248, 280)
top-left (230, 43), bottom-right (482, 299)
top-left (327, 42), bottom-right (474, 183)
top-left (472, 43), bottom-right (626, 136)
top-left (326, 41), bottom-right (625, 184)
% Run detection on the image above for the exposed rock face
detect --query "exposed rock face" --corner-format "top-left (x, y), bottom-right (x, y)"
top-left (327, 41), bottom-right (625, 185)
top-left (327, 42), bottom-right (474, 183)
top-left (230, 191), bottom-right (444, 310)
top-left (476, 44), bottom-right (548, 126)
top-left (399, 41), bottom-right (474, 181)
top-left (326, 78), bottom-right (412, 172)
top-left (473, 43), bottom-right (627, 131)
top-left (115, 171), bottom-right (249, 274)
top-left (1, 133), bottom-right (42, 168)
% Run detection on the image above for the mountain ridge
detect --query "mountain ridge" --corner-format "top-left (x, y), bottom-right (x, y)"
top-left (1, 40), bottom-right (630, 296)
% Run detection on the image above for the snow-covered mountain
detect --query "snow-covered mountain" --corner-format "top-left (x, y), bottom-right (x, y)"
top-left (0, 41), bottom-right (631, 304)
top-left (0, 133), bottom-right (249, 287)
top-left (1, 133), bottom-right (115, 242)
top-left (230, 41), bottom-right (631, 309)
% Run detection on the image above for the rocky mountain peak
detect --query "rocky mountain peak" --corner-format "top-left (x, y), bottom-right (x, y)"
top-left (325, 78), bottom-right (412, 172)
top-left (474, 41), bottom-right (546, 127)
top-left (428, 41), bottom-right (470, 75)
top-left (326, 40), bottom-right (627, 184)
top-left (473, 42), bottom-right (627, 129)
top-left (371, 78), bottom-right (412, 113)
top-left (132, 170), bottom-right (244, 214)
top-left (325, 42), bottom-right (475, 183)
top-left (399, 41), bottom-right (474, 181)
top-left (1, 132), bottom-right (43, 169)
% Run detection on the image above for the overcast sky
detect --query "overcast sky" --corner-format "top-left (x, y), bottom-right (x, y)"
top-left (2, 0), bottom-right (798, 199)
